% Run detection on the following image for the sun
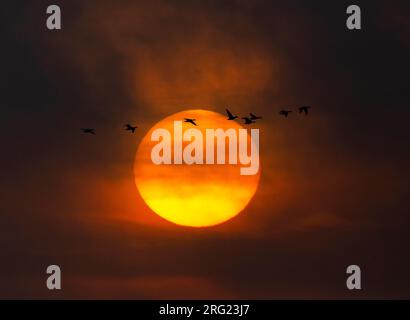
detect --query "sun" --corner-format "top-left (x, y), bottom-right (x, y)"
top-left (134, 109), bottom-right (260, 227)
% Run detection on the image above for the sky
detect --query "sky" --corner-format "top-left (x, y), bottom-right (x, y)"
top-left (1, 0), bottom-right (410, 299)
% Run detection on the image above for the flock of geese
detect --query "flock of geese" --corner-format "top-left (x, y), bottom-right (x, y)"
top-left (81, 106), bottom-right (311, 135)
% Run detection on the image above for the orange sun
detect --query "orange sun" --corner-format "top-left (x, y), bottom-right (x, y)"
top-left (134, 109), bottom-right (260, 227)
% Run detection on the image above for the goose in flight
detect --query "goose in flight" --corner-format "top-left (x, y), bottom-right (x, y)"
top-left (279, 110), bottom-right (292, 117)
top-left (81, 128), bottom-right (95, 135)
top-left (242, 117), bottom-right (255, 125)
top-left (225, 108), bottom-right (238, 120)
top-left (249, 113), bottom-right (262, 120)
top-left (184, 118), bottom-right (197, 126)
top-left (299, 106), bottom-right (311, 115)
top-left (124, 124), bottom-right (138, 133)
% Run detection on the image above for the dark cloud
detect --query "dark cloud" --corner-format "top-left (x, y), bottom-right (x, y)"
top-left (1, 0), bottom-right (410, 298)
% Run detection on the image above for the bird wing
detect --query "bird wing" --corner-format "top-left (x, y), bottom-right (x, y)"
top-left (226, 109), bottom-right (234, 118)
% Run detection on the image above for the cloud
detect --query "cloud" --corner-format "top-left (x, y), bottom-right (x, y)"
top-left (1, 0), bottom-right (410, 299)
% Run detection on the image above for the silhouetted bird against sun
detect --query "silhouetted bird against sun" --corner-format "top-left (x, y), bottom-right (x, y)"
top-left (124, 124), bottom-right (138, 133)
top-left (299, 106), bottom-right (311, 115)
top-left (184, 118), bottom-right (197, 126)
top-left (225, 108), bottom-right (238, 120)
top-left (81, 128), bottom-right (95, 135)
top-left (242, 117), bottom-right (255, 125)
top-left (279, 110), bottom-right (292, 117)
top-left (249, 113), bottom-right (262, 120)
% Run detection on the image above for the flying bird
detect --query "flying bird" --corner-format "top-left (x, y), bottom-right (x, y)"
top-left (124, 124), bottom-right (138, 133)
top-left (279, 110), bottom-right (292, 117)
top-left (249, 113), bottom-right (262, 120)
top-left (81, 128), bottom-right (95, 135)
top-left (184, 118), bottom-right (197, 126)
top-left (225, 108), bottom-right (238, 120)
top-left (242, 117), bottom-right (255, 125)
top-left (299, 106), bottom-right (311, 115)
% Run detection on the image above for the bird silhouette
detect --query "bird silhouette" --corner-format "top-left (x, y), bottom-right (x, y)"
top-left (184, 118), bottom-right (197, 126)
top-left (225, 108), bottom-right (238, 120)
top-left (299, 106), bottom-right (311, 115)
top-left (81, 128), bottom-right (95, 135)
top-left (279, 110), bottom-right (292, 117)
top-left (242, 117), bottom-right (255, 125)
top-left (124, 124), bottom-right (138, 133)
top-left (249, 113), bottom-right (262, 120)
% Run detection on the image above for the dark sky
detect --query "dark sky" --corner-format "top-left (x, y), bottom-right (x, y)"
top-left (1, 0), bottom-right (410, 299)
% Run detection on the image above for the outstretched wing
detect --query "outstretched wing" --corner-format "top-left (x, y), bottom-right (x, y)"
top-left (185, 118), bottom-right (197, 125)
top-left (226, 109), bottom-right (234, 118)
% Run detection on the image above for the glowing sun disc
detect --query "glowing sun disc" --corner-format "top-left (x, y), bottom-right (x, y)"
top-left (134, 109), bottom-right (260, 227)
